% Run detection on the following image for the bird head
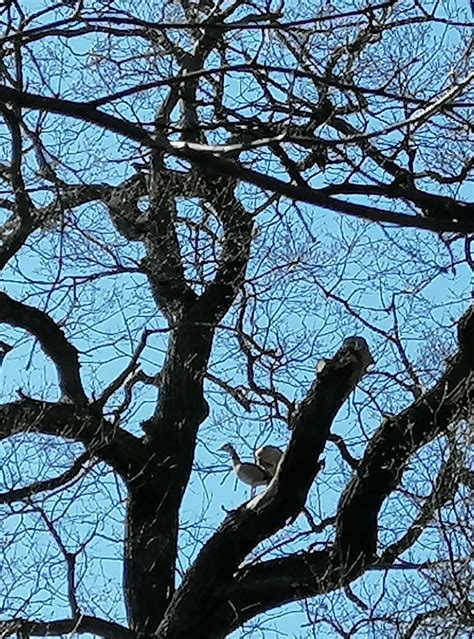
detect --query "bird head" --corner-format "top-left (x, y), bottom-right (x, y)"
top-left (220, 443), bottom-right (235, 455)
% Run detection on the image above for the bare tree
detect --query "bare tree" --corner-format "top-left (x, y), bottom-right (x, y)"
top-left (0, 1), bottom-right (472, 638)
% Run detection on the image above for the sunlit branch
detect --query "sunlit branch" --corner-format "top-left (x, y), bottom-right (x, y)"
top-left (1, 85), bottom-right (472, 234)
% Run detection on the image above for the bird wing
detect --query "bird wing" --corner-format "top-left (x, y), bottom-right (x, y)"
top-left (237, 462), bottom-right (270, 486)
top-left (255, 446), bottom-right (283, 473)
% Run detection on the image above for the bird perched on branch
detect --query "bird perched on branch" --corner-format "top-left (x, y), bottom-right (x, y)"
top-left (254, 445), bottom-right (283, 477)
top-left (220, 443), bottom-right (270, 497)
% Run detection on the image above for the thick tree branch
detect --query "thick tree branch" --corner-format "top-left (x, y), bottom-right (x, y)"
top-left (124, 178), bottom-right (254, 633)
top-left (0, 292), bottom-right (87, 404)
top-left (0, 182), bottom-right (113, 269)
top-left (0, 210), bottom-right (33, 270)
top-left (0, 400), bottom-right (146, 480)
top-left (143, 164), bottom-right (198, 321)
top-left (0, 615), bottom-right (134, 639)
top-left (315, 182), bottom-right (473, 224)
top-left (380, 445), bottom-right (462, 564)
top-left (157, 337), bottom-right (373, 639)
top-left (1, 85), bottom-right (472, 234)
top-left (336, 305), bottom-right (474, 567)
top-left (105, 173), bottom-right (149, 240)
top-left (215, 549), bottom-right (340, 635)
top-left (0, 104), bottom-right (32, 222)
top-left (124, 312), bottom-right (214, 633)
top-left (198, 183), bottom-right (254, 322)
top-left (400, 605), bottom-right (454, 639)
top-left (169, 310), bottom-right (473, 636)
top-left (207, 452), bottom-right (464, 634)
top-left (0, 451), bottom-right (91, 503)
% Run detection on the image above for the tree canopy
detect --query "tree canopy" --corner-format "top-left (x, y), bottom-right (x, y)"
top-left (0, 1), bottom-right (472, 638)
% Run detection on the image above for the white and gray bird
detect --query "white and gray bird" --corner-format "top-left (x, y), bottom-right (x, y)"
top-left (220, 443), bottom-right (270, 497)
top-left (254, 445), bottom-right (283, 477)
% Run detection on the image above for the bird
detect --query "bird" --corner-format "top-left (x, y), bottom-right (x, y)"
top-left (254, 445), bottom-right (283, 477)
top-left (220, 443), bottom-right (271, 497)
